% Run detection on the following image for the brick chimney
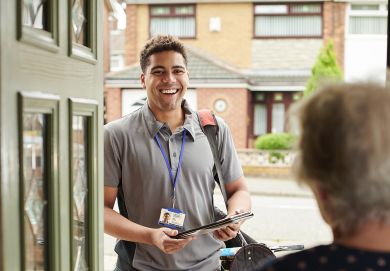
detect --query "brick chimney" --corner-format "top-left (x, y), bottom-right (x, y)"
top-left (125, 4), bottom-right (138, 66)
top-left (323, 1), bottom-right (347, 71)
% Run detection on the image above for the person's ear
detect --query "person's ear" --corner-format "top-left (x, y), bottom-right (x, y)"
top-left (311, 182), bottom-right (332, 224)
top-left (311, 182), bottom-right (328, 203)
top-left (140, 73), bottom-right (146, 89)
top-left (317, 185), bottom-right (329, 203)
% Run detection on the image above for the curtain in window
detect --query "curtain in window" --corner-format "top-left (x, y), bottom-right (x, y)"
top-left (349, 16), bottom-right (387, 34)
top-left (150, 17), bottom-right (195, 37)
top-left (255, 16), bottom-right (322, 36)
top-left (272, 103), bottom-right (285, 133)
top-left (254, 104), bottom-right (267, 135)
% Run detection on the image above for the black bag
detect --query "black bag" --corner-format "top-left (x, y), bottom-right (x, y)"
top-left (230, 243), bottom-right (275, 271)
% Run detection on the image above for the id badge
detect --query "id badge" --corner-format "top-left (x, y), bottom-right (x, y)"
top-left (158, 208), bottom-right (185, 229)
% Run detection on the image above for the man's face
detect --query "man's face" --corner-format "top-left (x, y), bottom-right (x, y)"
top-left (141, 51), bottom-right (189, 113)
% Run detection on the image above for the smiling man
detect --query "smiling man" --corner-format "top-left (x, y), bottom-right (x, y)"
top-left (104, 35), bottom-right (251, 271)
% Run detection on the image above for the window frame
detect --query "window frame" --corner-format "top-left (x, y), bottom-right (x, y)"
top-left (253, 2), bottom-right (323, 39)
top-left (18, 92), bottom-right (60, 271)
top-left (68, 98), bottom-right (99, 271)
top-left (149, 4), bottom-right (197, 39)
top-left (69, 0), bottom-right (98, 64)
top-left (17, 0), bottom-right (59, 52)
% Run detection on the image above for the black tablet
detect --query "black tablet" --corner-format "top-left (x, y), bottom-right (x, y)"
top-left (173, 212), bottom-right (254, 239)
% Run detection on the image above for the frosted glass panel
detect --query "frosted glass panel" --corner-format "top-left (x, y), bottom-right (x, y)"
top-left (349, 16), bottom-right (387, 34)
top-left (150, 17), bottom-right (195, 37)
top-left (255, 16), bottom-right (322, 36)
top-left (272, 103), bottom-right (285, 133)
top-left (254, 104), bottom-right (267, 135)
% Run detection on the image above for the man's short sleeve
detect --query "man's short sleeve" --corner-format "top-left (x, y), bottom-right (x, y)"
top-left (217, 117), bottom-right (244, 184)
top-left (104, 126), bottom-right (122, 187)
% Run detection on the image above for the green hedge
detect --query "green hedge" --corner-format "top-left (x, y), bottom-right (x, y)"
top-left (255, 133), bottom-right (296, 150)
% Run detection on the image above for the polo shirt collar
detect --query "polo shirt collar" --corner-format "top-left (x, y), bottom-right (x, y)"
top-left (142, 99), bottom-right (196, 141)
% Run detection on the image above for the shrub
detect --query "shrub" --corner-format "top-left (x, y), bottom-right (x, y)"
top-left (304, 40), bottom-right (343, 97)
top-left (268, 151), bottom-right (287, 164)
top-left (255, 133), bottom-right (296, 150)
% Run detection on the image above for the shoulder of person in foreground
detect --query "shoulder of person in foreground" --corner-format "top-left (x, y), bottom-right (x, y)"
top-left (254, 245), bottom-right (328, 271)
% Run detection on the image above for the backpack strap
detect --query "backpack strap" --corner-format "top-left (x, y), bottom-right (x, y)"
top-left (197, 109), bottom-right (249, 246)
top-left (197, 109), bottom-right (228, 207)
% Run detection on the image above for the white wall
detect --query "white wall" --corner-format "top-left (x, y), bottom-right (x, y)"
top-left (122, 89), bottom-right (198, 116)
top-left (344, 2), bottom-right (387, 84)
top-left (344, 35), bottom-right (387, 83)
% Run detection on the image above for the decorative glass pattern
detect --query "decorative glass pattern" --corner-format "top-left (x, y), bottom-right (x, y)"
top-left (72, 0), bottom-right (88, 45)
top-left (23, 113), bottom-right (48, 270)
top-left (72, 116), bottom-right (89, 271)
top-left (22, 0), bottom-right (50, 30)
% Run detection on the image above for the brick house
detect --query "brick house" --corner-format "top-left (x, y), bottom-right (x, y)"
top-left (104, 0), bottom-right (387, 148)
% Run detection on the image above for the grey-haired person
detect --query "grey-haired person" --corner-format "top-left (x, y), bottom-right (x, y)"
top-left (255, 83), bottom-right (390, 271)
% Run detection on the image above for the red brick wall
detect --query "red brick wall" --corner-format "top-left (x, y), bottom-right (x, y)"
top-left (197, 88), bottom-right (249, 148)
top-left (125, 5), bottom-right (138, 66)
top-left (104, 87), bottom-right (122, 123)
top-left (323, 1), bottom-right (346, 70)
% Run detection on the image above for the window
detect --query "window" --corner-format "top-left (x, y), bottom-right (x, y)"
top-left (254, 3), bottom-right (322, 38)
top-left (110, 55), bottom-right (125, 71)
top-left (252, 92), bottom-right (299, 136)
top-left (150, 5), bottom-right (196, 38)
top-left (348, 3), bottom-right (387, 35)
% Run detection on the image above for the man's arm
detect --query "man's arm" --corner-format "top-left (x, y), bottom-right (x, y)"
top-left (104, 186), bottom-right (194, 254)
top-left (213, 176), bottom-right (251, 241)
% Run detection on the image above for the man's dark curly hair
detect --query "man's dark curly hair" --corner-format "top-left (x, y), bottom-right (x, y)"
top-left (140, 35), bottom-right (188, 73)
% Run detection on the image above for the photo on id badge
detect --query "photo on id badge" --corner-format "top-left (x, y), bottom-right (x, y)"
top-left (158, 208), bottom-right (185, 229)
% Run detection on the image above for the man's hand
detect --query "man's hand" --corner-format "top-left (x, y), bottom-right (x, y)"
top-left (151, 228), bottom-right (195, 254)
top-left (213, 209), bottom-right (243, 241)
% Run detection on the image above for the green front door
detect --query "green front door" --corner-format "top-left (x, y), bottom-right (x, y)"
top-left (0, 0), bottom-right (104, 270)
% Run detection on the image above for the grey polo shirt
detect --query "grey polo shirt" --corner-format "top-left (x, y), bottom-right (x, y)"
top-left (104, 100), bottom-right (243, 271)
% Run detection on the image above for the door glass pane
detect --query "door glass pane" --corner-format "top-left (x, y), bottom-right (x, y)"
top-left (72, 0), bottom-right (88, 46)
top-left (72, 116), bottom-right (89, 271)
top-left (23, 113), bottom-right (49, 271)
top-left (22, 0), bottom-right (50, 30)
top-left (272, 103), bottom-right (285, 133)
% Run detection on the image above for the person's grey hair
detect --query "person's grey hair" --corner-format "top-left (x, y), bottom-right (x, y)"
top-left (292, 83), bottom-right (390, 237)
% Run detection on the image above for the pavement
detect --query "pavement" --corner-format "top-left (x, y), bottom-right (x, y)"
top-left (238, 176), bottom-right (312, 198)
top-left (104, 177), bottom-right (313, 271)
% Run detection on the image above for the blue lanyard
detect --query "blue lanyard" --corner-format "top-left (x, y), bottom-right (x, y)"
top-left (155, 129), bottom-right (187, 208)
